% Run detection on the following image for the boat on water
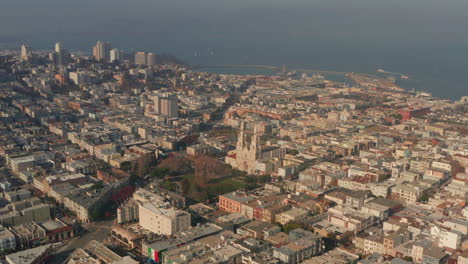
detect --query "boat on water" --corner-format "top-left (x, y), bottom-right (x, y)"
top-left (401, 75), bottom-right (409, 79)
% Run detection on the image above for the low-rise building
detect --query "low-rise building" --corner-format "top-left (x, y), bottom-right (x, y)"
top-left (0, 197), bottom-right (51, 227)
top-left (275, 207), bottom-right (308, 225)
top-left (273, 229), bottom-right (324, 264)
top-left (430, 225), bottom-right (463, 250)
top-left (63, 184), bottom-right (114, 223)
top-left (391, 183), bottom-right (428, 204)
top-left (304, 248), bottom-right (359, 264)
top-left (5, 244), bottom-right (53, 264)
top-left (40, 219), bottom-right (74, 242)
top-left (219, 191), bottom-right (255, 214)
top-left (10, 222), bottom-right (47, 249)
top-left (237, 221), bottom-right (281, 240)
top-left (327, 205), bottom-right (378, 234)
top-left (0, 225), bottom-right (16, 252)
top-left (66, 240), bottom-right (137, 264)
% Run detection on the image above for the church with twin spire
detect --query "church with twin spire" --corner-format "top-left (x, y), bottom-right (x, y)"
top-left (226, 122), bottom-right (286, 175)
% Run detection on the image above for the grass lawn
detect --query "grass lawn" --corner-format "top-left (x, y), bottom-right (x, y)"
top-left (177, 174), bottom-right (247, 203)
top-left (160, 180), bottom-right (178, 192)
top-left (155, 154), bottom-right (252, 204)
top-left (217, 179), bottom-right (246, 190)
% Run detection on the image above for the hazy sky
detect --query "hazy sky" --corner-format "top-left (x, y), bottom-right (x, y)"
top-left (2, 0), bottom-right (467, 49)
top-left (1, 0), bottom-right (467, 98)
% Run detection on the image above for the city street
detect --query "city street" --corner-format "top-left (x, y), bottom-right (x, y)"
top-left (48, 219), bottom-right (114, 264)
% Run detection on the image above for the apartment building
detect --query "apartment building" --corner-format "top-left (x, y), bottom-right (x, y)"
top-left (275, 207), bottom-right (308, 225)
top-left (391, 183), bottom-right (428, 204)
top-left (138, 201), bottom-right (191, 236)
top-left (219, 191), bottom-right (255, 214)
top-left (0, 225), bottom-right (16, 252)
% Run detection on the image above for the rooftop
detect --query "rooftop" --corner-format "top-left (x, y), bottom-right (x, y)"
top-left (84, 240), bottom-right (121, 263)
top-left (6, 244), bottom-right (52, 264)
top-left (40, 219), bottom-right (68, 231)
top-left (221, 191), bottom-right (256, 204)
top-left (140, 201), bottom-right (188, 218)
top-left (68, 184), bottom-right (113, 209)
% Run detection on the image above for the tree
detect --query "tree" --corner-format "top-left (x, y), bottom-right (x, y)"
top-left (121, 161), bottom-right (132, 172)
top-left (193, 155), bottom-right (227, 188)
top-left (323, 233), bottom-right (338, 250)
top-left (258, 174), bottom-right (272, 184)
top-left (403, 256), bottom-right (413, 262)
top-left (181, 178), bottom-right (190, 194)
top-left (91, 208), bottom-right (100, 221)
top-left (245, 175), bottom-right (256, 184)
top-left (288, 149), bottom-right (299, 155)
top-left (90, 181), bottom-right (104, 190)
top-left (158, 153), bottom-right (191, 175)
top-left (420, 192), bottom-right (430, 203)
top-left (160, 180), bottom-right (177, 192)
top-left (192, 190), bottom-right (209, 203)
top-left (283, 222), bottom-right (302, 234)
top-left (112, 185), bottom-right (135, 205)
top-left (151, 168), bottom-right (169, 179)
top-left (133, 155), bottom-right (154, 177)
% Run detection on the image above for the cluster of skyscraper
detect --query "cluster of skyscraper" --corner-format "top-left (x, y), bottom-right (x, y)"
top-left (92, 40), bottom-right (112, 62)
top-left (92, 40), bottom-right (156, 65)
top-left (134, 51), bottom-right (157, 66)
top-left (20, 41), bottom-right (158, 66)
top-left (20, 42), bottom-right (71, 65)
top-left (49, 42), bottom-right (71, 65)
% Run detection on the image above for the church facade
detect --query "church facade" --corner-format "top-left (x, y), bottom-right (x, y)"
top-left (226, 122), bottom-right (286, 175)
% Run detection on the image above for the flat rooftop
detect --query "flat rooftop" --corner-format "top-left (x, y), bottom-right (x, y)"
top-left (6, 244), bottom-right (52, 264)
top-left (40, 219), bottom-right (68, 231)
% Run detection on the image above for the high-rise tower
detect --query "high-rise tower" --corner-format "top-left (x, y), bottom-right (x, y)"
top-left (147, 52), bottom-right (157, 66)
top-left (55, 42), bottom-right (62, 53)
top-left (134, 52), bottom-right (147, 65)
top-left (20, 44), bottom-right (31, 61)
top-left (110, 48), bottom-right (124, 63)
top-left (93, 41), bottom-right (111, 62)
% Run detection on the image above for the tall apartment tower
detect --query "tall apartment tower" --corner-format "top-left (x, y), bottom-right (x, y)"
top-left (110, 48), bottom-right (124, 63)
top-left (134, 52), bottom-right (147, 65)
top-left (160, 95), bottom-right (178, 118)
top-left (152, 93), bottom-right (178, 118)
top-left (55, 42), bottom-right (62, 53)
top-left (147, 52), bottom-right (157, 66)
top-left (51, 42), bottom-right (65, 65)
top-left (20, 44), bottom-right (31, 61)
top-left (93, 41), bottom-right (111, 62)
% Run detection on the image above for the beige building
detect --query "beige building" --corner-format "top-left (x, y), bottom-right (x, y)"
top-left (147, 52), bottom-right (156, 66)
top-left (363, 236), bottom-right (384, 255)
top-left (459, 252), bottom-right (468, 264)
top-left (117, 199), bottom-right (139, 224)
top-left (93, 41), bottom-right (110, 62)
top-left (391, 183), bottom-right (427, 204)
top-left (226, 122), bottom-right (286, 175)
top-left (159, 95), bottom-right (178, 118)
top-left (275, 207), bottom-right (308, 225)
top-left (327, 206), bottom-right (377, 234)
top-left (134, 52), bottom-right (147, 65)
top-left (66, 240), bottom-right (138, 264)
top-left (0, 225), bottom-right (16, 252)
top-left (138, 201), bottom-right (190, 236)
